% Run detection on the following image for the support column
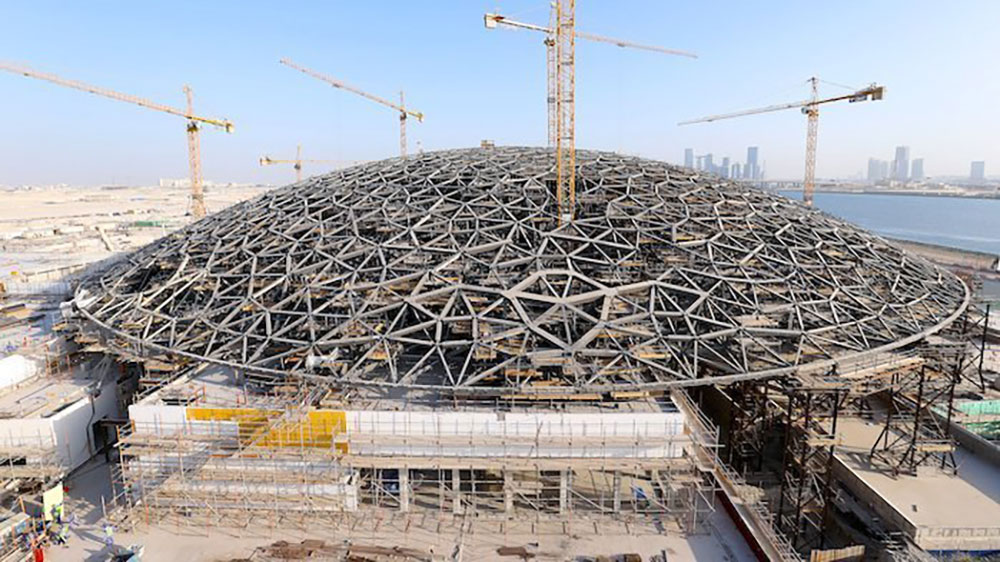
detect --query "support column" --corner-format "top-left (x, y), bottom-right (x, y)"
top-left (559, 469), bottom-right (570, 514)
top-left (504, 470), bottom-right (514, 514)
top-left (399, 468), bottom-right (410, 513)
top-left (612, 471), bottom-right (621, 512)
top-left (438, 469), bottom-right (446, 514)
top-left (452, 469), bottom-right (462, 515)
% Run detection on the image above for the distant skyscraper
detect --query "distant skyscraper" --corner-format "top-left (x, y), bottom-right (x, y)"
top-left (731, 163), bottom-right (741, 179)
top-left (867, 158), bottom-right (893, 182)
top-left (721, 157), bottom-right (731, 178)
top-left (892, 146), bottom-right (910, 181)
top-left (910, 158), bottom-right (924, 181)
top-left (684, 148), bottom-right (694, 169)
top-left (704, 154), bottom-right (714, 174)
top-left (745, 146), bottom-right (760, 180)
top-left (867, 158), bottom-right (882, 182)
top-left (971, 161), bottom-right (986, 181)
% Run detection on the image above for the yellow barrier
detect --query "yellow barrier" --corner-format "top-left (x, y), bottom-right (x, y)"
top-left (186, 407), bottom-right (348, 453)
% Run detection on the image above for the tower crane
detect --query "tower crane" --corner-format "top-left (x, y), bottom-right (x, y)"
top-left (679, 77), bottom-right (884, 207)
top-left (484, 10), bottom-right (696, 147)
top-left (259, 145), bottom-right (340, 182)
top-left (279, 58), bottom-right (423, 158)
top-left (0, 61), bottom-right (233, 219)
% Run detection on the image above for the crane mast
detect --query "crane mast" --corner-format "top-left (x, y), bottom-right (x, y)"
top-left (679, 78), bottom-right (884, 207)
top-left (803, 77), bottom-right (820, 206)
top-left (184, 85), bottom-right (206, 218)
top-left (554, 0), bottom-right (576, 225)
top-left (0, 61), bottom-right (233, 219)
top-left (280, 58), bottom-right (424, 158)
top-left (485, 10), bottom-right (695, 147)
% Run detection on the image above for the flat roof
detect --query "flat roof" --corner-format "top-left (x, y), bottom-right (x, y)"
top-left (0, 374), bottom-right (91, 419)
top-left (835, 417), bottom-right (1000, 549)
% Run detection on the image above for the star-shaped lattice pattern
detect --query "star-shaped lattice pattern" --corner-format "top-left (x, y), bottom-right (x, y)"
top-left (76, 147), bottom-right (967, 394)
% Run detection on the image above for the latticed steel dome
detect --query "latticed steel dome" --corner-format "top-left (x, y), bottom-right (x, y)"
top-left (76, 147), bottom-right (967, 394)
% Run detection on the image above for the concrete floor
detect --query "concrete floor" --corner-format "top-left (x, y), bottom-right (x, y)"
top-left (45, 457), bottom-right (757, 561)
top-left (835, 416), bottom-right (1000, 550)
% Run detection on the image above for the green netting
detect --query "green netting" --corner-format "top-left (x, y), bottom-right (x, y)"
top-left (957, 400), bottom-right (1000, 416)
top-left (964, 421), bottom-right (1000, 439)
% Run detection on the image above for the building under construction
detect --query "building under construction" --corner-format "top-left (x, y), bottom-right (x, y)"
top-left (68, 147), bottom-right (1000, 559)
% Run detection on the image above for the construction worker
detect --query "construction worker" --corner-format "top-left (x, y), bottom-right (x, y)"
top-left (56, 523), bottom-right (70, 546)
top-left (103, 523), bottom-right (115, 551)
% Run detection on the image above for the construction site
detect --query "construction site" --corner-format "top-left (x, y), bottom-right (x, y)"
top-left (2, 2), bottom-right (1000, 562)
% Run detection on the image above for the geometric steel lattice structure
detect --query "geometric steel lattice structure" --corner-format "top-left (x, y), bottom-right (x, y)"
top-left (75, 146), bottom-right (968, 395)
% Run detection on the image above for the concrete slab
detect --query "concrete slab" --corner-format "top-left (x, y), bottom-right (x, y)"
top-left (834, 416), bottom-right (1000, 552)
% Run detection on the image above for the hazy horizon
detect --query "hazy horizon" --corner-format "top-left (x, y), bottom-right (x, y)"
top-left (2, 1), bottom-right (997, 186)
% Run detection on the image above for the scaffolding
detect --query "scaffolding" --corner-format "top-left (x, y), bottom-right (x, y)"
top-left (867, 362), bottom-right (958, 476)
top-left (717, 346), bottom-right (973, 557)
top-left (774, 382), bottom-right (846, 553)
top-left (108, 395), bottom-right (718, 534)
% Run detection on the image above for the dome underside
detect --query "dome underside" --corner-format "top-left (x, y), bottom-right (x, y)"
top-left (77, 147), bottom-right (967, 394)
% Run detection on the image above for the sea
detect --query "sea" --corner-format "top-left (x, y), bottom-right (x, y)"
top-left (777, 191), bottom-right (1000, 256)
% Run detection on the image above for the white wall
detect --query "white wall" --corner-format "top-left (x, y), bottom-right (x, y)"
top-left (0, 418), bottom-right (56, 450)
top-left (0, 355), bottom-right (40, 391)
top-left (126, 406), bottom-right (690, 460)
top-left (49, 381), bottom-right (119, 470)
top-left (345, 410), bottom-right (689, 459)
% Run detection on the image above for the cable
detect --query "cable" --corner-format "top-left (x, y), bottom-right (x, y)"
top-left (818, 78), bottom-right (859, 92)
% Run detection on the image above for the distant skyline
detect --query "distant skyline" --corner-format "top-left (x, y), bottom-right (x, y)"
top-left (685, 145), bottom-right (763, 181)
top-left (1, 1), bottom-right (998, 186)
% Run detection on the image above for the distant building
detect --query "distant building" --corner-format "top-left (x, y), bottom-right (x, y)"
top-left (866, 158), bottom-right (890, 182)
top-left (745, 146), bottom-right (760, 180)
top-left (971, 161), bottom-right (986, 181)
top-left (687, 146), bottom-right (761, 180)
top-left (867, 158), bottom-right (882, 182)
top-left (910, 158), bottom-right (924, 181)
top-left (892, 146), bottom-right (910, 182)
top-left (159, 178), bottom-right (218, 188)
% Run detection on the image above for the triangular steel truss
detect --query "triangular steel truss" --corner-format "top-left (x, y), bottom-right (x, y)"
top-left (76, 147), bottom-right (967, 395)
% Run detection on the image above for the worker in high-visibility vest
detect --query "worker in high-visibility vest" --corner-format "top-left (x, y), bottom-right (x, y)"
top-left (103, 523), bottom-right (115, 551)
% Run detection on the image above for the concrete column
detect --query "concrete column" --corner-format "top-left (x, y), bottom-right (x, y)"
top-left (504, 470), bottom-right (514, 514)
top-left (612, 471), bottom-right (622, 512)
top-left (399, 467), bottom-right (410, 513)
top-left (438, 469), bottom-right (446, 514)
top-left (559, 469), bottom-right (570, 514)
top-left (452, 469), bottom-right (462, 515)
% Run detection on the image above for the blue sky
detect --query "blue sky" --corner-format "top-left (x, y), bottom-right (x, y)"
top-left (1, 1), bottom-right (997, 186)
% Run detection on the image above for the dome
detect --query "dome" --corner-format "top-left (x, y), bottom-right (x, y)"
top-left (76, 147), bottom-right (968, 395)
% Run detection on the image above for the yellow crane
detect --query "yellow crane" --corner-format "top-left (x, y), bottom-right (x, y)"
top-left (259, 145), bottom-right (340, 182)
top-left (484, 10), bottom-right (696, 147)
top-left (0, 61), bottom-right (233, 219)
top-left (279, 58), bottom-right (424, 158)
top-left (679, 77), bottom-right (884, 207)
top-left (485, 3), bottom-right (695, 225)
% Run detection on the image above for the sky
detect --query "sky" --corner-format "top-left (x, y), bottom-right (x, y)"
top-left (1, 1), bottom-right (997, 186)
